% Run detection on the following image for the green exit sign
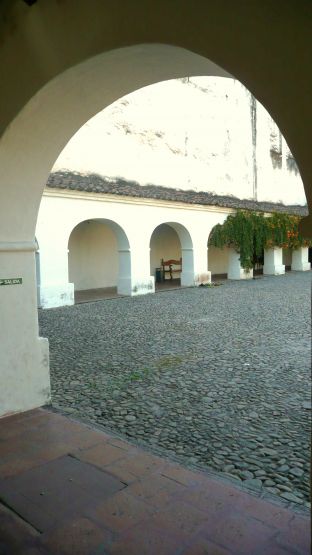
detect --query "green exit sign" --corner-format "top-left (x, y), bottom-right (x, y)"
top-left (0, 278), bottom-right (23, 286)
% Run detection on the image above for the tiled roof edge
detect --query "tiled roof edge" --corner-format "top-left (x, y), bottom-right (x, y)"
top-left (46, 171), bottom-right (308, 216)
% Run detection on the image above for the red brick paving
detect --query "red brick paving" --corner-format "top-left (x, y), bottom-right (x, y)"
top-left (89, 489), bottom-right (157, 532)
top-left (107, 520), bottom-right (184, 555)
top-left (0, 408), bottom-right (310, 555)
top-left (181, 538), bottom-right (233, 555)
top-left (40, 517), bottom-right (113, 555)
top-left (74, 442), bottom-right (127, 468)
top-left (146, 500), bottom-right (213, 542)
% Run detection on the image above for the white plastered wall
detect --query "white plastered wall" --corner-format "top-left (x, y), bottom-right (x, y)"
top-left (256, 102), bottom-right (305, 205)
top-left (69, 221), bottom-right (118, 290)
top-left (53, 78), bottom-right (306, 207)
top-left (208, 246), bottom-right (230, 275)
top-left (150, 224), bottom-right (181, 278)
top-left (36, 189), bottom-right (230, 305)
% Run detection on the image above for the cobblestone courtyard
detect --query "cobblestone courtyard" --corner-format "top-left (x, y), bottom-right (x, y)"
top-left (39, 272), bottom-right (311, 508)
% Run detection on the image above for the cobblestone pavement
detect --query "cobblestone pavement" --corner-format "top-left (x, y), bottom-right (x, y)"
top-left (39, 271), bottom-right (311, 509)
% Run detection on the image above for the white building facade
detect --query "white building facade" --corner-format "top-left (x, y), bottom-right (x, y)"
top-left (36, 77), bottom-right (308, 309)
top-left (36, 179), bottom-right (308, 309)
top-left (37, 185), bottom-right (225, 308)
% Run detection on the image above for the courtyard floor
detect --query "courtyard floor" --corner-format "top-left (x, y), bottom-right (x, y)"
top-left (39, 271), bottom-right (311, 510)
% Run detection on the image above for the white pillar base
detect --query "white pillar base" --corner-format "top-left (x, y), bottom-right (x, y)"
top-left (181, 247), bottom-right (195, 286)
top-left (194, 271), bottom-right (211, 286)
top-left (181, 270), bottom-right (195, 286)
top-left (117, 276), bottom-right (132, 296)
top-left (131, 276), bottom-right (155, 296)
top-left (228, 250), bottom-right (253, 280)
top-left (0, 243), bottom-right (51, 417)
top-left (291, 247), bottom-right (311, 271)
top-left (264, 248), bottom-right (285, 275)
top-left (0, 336), bottom-right (50, 418)
top-left (38, 282), bottom-right (74, 309)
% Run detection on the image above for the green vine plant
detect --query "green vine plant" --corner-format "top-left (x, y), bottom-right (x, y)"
top-left (208, 210), bottom-right (311, 272)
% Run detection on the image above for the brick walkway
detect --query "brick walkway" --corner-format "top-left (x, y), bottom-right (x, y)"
top-left (0, 409), bottom-right (310, 555)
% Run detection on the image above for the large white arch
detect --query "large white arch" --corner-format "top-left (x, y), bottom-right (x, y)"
top-left (0, 47), bottom-right (230, 413)
top-left (0, 45), bottom-right (231, 242)
top-left (0, 21), bottom-right (310, 415)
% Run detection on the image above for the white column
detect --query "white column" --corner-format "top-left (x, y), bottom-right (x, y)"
top-left (228, 249), bottom-right (253, 279)
top-left (38, 240), bottom-right (74, 308)
top-left (263, 247), bottom-right (285, 275)
top-left (35, 250), bottom-right (41, 307)
top-left (192, 242), bottom-right (211, 286)
top-left (128, 242), bottom-right (155, 296)
top-left (0, 242), bottom-right (50, 417)
top-left (181, 247), bottom-right (195, 286)
top-left (291, 247), bottom-right (311, 271)
top-left (117, 248), bottom-right (132, 295)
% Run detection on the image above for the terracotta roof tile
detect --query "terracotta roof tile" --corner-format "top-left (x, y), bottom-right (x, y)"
top-left (46, 171), bottom-right (308, 216)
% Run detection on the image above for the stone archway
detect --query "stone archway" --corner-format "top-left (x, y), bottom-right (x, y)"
top-left (150, 223), bottom-right (182, 289)
top-left (0, 44), bottom-right (232, 415)
top-left (68, 218), bottom-right (131, 301)
top-left (150, 222), bottom-right (194, 288)
top-left (0, 2), bottom-right (311, 416)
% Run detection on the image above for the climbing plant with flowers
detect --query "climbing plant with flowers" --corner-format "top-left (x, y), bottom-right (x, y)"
top-left (209, 210), bottom-right (311, 271)
top-left (265, 213), bottom-right (311, 250)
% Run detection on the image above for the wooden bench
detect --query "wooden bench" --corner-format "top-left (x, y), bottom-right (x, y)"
top-left (161, 258), bottom-right (182, 280)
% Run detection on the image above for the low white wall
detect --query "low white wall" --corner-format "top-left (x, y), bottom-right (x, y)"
top-left (150, 224), bottom-right (181, 278)
top-left (68, 220), bottom-right (118, 290)
top-left (208, 246), bottom-right (229, 275)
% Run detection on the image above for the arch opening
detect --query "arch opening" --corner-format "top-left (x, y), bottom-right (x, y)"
top-left (68, 218), bottom-right (131, 302)
top-left (150, 222), bottom-right (194, 289)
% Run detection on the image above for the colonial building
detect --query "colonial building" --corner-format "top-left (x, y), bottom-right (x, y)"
top-left (35, 78), bottom-right (309, 309)
top-left (36, 171), bottom-right (308, 308)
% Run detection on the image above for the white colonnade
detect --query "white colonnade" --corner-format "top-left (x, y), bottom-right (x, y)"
top-left (36, 190), bottom-right (310, 309)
